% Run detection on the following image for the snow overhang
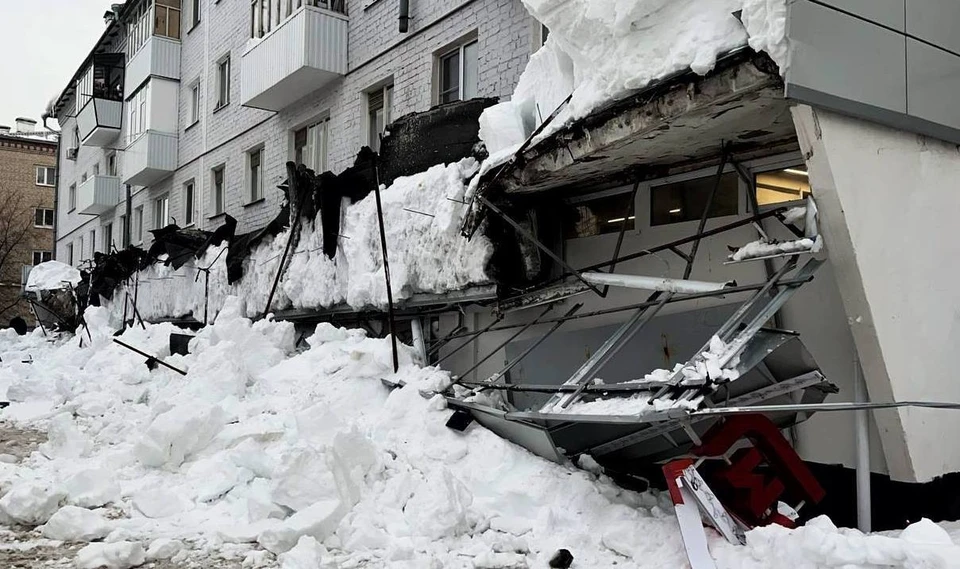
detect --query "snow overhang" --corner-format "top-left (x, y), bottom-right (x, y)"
top-left (494, 50), bottom-right (796, 196)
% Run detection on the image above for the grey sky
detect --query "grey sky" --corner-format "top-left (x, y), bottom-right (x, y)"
top-left (0, 0), bottom-right (113, 130)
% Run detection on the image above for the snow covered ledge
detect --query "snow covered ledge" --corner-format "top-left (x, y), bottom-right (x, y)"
top-left (793, 104), bottom-right (960, 483)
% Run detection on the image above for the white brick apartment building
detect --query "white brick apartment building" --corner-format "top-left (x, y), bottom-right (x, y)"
top-left (53, 0), bottom-right (543, 265)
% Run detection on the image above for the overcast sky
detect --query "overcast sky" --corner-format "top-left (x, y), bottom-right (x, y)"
top-left (0, 0), bottom-right (112, 130)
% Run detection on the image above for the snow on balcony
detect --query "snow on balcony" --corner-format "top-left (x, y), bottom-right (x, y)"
top-left (241, 5), bottom-right (348, 111)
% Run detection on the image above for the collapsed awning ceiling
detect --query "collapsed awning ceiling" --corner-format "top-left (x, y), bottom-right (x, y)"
top-left (493, 49), bottom-right (797, 197)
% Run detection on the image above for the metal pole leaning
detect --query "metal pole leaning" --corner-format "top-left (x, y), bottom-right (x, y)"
top-left (373, 165), bottom-right (400, 373)
top-left (113, 339), bottom-right (187, 376)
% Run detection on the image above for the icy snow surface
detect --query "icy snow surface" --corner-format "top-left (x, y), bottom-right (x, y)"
top-left (0, 303), bottom-right (958, 567)
top-left (105, 159), bottom-right (492, 322)
top-left (479, 0), bottom-right (790, 156)
top-left (25, 261), bottom-right (81, 292)
top-left (731, 235), bottom-right (824, 262)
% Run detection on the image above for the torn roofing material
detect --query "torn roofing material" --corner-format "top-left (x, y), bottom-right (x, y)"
top-left (480, 50), bottom-right (794, 199)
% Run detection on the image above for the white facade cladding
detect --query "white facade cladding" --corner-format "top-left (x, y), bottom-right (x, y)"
top-left (54, 0), bottom-right (539, 265)
top-left (76, 175), bottom-right (122, 216)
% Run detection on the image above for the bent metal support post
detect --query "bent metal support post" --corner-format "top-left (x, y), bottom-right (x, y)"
top-left (112, 338), bottom-right (187, 376)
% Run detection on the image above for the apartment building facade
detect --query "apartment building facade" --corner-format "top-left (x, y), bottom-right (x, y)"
top-left (0, 120), bottom-right (57, 326)
top-left (54, 0), bottom-right (542, 265)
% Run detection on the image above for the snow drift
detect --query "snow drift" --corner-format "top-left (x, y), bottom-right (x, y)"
top-left (0, 305), bottom-right (957, 568)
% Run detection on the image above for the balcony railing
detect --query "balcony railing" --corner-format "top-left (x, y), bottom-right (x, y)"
top-left (241, 5), bottom-right (348, 111)
top-left (76, 175), bottom-right (122, 215)
top-left (123, 131), bottom-right (178, 187)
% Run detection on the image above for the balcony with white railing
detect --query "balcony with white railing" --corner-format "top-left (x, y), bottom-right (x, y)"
top-left (241, 3), bottom-right (348, 111)
top-left (76, 54), bottom-right (125, 147)
top-left (76, 175), bottom-right (122, 215)
top-left (126, 35), bottom-right (181, 94)
top-left (123, 131), bottom-right (178, 186)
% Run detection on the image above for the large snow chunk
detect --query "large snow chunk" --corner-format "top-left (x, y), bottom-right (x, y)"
top-left (132, 488), bottom-right (194, 519)
top-left (134, 403), bottom-right (226, 468)
top-left (145, 538), bottom-right (184, 561)
top-left (40, 505), bottom-right (110, 541)
top-left (278, 536), bottom-right (329, 569)
top-left (402, 469), bottom-right (474, 540)
top-left (63, 469), bottom-right (121, 508)
top-left (0, 481), bottom-right (66, 525)
top-left (75, 541), bottom-right (146, 569)
top-left (257, 500), bottom-right (348, 554)
top-left (39, 413), bottom-right (92, 459)
top-left (25, 261), bottom-right (81, 292)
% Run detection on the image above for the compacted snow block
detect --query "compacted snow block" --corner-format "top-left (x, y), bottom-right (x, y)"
top-left (0, 481), bottom-right (66, 525)
top-left (75, 541), bottom-right (146, 569)
top-left (134, 403), bottom-right (226, 468)
top-left (63, 469), bottom-right (121, 508)
top-left (41, 505), bottom-right (111, 541)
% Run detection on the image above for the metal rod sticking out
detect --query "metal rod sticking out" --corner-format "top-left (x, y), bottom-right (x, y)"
top-left (434, 317), bottom-right (505, 366)
top-left (112, 339), bottom-right (187, 376)
top-left (373, 165), bottom-right (400, 373)
top-left (263, 163), bottom-right (306, 320)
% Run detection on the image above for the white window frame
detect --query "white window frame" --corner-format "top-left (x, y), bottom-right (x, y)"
top-left (191, 0), bottom-right (201, 28)
top-left (293, 118), bottom-right (329, 173)
top-left (107, 152), bottom-right (118, 177)
top-left (35, 166), bottom-right (56, 187)
top-left (134, 205), bottom-right (145, 244)
top-left (154, 194), bottom-right (170, 229)
top-left (184, 180), bottom-right (196, 225)
top-left (247, 146), bottom-right (265, 202)
top-left (34, 208), bottom-right (55, 228)
top-left (67, 243), bottom-right (74, 266)
top-left (212, 165), bottom-right (226, 214)
top-left (437, 38), bottom-right (478, 105)
top-left (189, 79), bottom-right (201, 125)
top-left (128, 83), bottom-right (150, 144)
top-left (68, 184), bottom-right (77, 212)
top-left (215, 55), bottom-right (231, 110)
top-left (91, 228), bottom-right (99, 255)
top-left (366, 83), bottom-right (393, 153)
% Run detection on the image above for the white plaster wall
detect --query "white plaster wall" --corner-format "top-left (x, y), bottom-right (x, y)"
top-left (793, 103), bottom-right (960, 482)
top-left (148, 79), bottom-right (180, 134)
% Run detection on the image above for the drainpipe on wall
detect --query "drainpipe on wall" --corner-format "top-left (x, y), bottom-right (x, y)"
top-left (125, 185), bottom-right (132, 247)
top-left (41, 114), bottom-right (61, 260)
top-left (399, 0), bottom-right (410, 33)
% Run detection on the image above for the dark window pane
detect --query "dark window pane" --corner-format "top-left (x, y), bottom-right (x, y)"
top-left (562, 192), bottom-right (635, 239)
top-left (650, 172), bottom-right (739, 226)
top-left (439, 50), bottom-right (460, 104)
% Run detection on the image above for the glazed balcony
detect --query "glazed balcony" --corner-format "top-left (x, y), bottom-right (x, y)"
top-left (241, 4), bottom-right (348, 111)
top-left (76, 175), bottom-right (122, 216)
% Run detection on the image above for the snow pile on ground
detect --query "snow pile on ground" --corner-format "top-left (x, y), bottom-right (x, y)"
top-left (480, 0), bottom-right (789, 157)
top-left (730, 235), bottom-right (824, 262)
top-left (25, 261), bottom-right (81, 292)
top-left (0, 304), bottom-right (957, 568)
top-left (106, 159), bottom-right (492, 323)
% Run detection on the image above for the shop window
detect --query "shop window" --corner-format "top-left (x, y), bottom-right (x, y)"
top-left (755, 166), bottom-right (811, 206)
top-left (562, 192), bottom-right (635, 239)
top-left (650, 172), bottom-right (739, 226)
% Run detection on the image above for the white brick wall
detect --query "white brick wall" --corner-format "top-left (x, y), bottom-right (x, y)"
top-left (56, 0), bottom-right (539, 262)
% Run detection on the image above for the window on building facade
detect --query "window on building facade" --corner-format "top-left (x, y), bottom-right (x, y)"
top-left (438, 39), bottom-right (478, 104)
top-left (184, 181), bottom-right (196, 225)
top-left (32, 251), bottom-right (53, 266)
top-left (67, 243), bottom-right (74, 266)
top-left (128, 1), bottom-right (152, 56)
top-left (248, 147), bottom-right (264, 202)
top-left (294, 118), bottom-right (329, 173)
top-left (367, 84), bottom-right (393, 153)
top-left (93, 163), bottom-right (100, 176)
top-left (755, 166), bottom-right (811, 206)
top-left (155, 0), bottom-right (183, 40)
top-left (35, 209), bottom-right (55, 228)
top-left (35, 166), bottom-right (56, 186)
top-left (90, 229), bottom-right (98, 255)
top-left (155, 194), bottom-right (170, 229)
top-left (68, 184), bottom-right (77, 211)
top-left (191, 0), bottom-right (201, 28)
top-left (107, 152), bottom-right (118, 176)
top-left (250, 0), bottom-right (344, 38)
top-left (216, 56), bottom-right (231, 109)
top-left (561, 192), bottom-right (636, 240)
top-left (190, 81), bottom-right (201, 124)
top-left (120, 215), bottom-right (130, 248)
top-left (650, 172), bottom-right (740, 227)
top-left (103, 223), bottom-right (114, 252)
top-left (134, 206), bottom-right (144, 243)
top-left (128, 83), bottom-right (150, 143)
top-left (78, 236), bottom-right (84, 262)
top-left (212, 166), bottom-right (225, 214)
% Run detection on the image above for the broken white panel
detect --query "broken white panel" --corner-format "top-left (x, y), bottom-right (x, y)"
top-left (581, 272), bottom-right (734, 294)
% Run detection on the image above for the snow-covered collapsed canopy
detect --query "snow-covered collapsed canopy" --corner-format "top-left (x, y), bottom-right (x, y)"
top-left (25, 261), bottom-right (81, 292)
top-left (480, 0), bottom-right (789, 156)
